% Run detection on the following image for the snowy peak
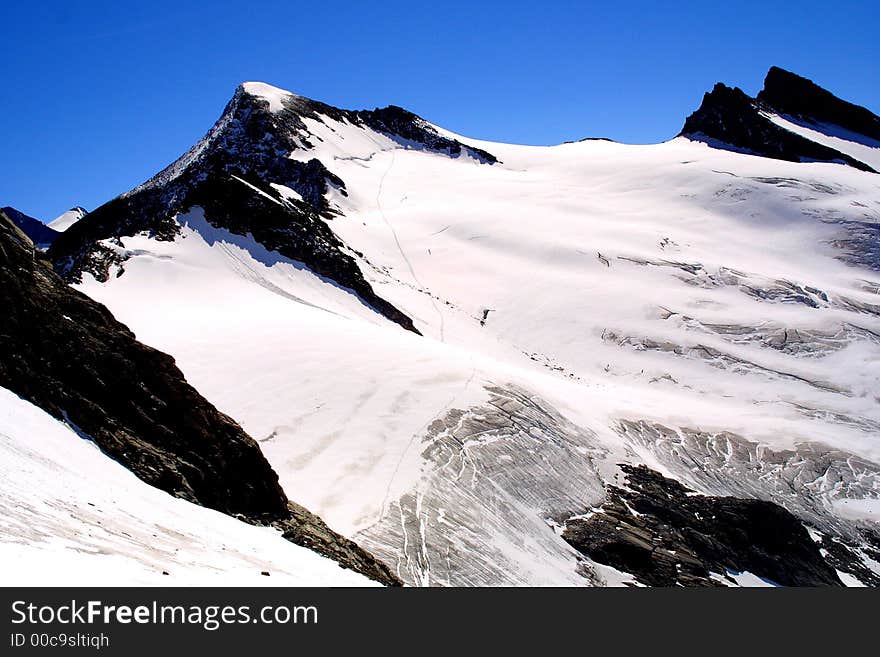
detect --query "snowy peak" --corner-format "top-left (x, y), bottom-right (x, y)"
top-left (195, 80), bottom-right (497, 177)
top-left (48, 80), bottom-right (501, 334)
top-left (239, 81), bottom-right (297, 112)
top-left (233, 81), bottom-right (498, 163)
top-left (680, 70), bottom-right (877, 172)
top-left (48, 83), bottom-right (432, 333)
top-left (47, 206), bottom-right (87, 232)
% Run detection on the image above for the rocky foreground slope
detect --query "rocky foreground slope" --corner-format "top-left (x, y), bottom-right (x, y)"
top-left (0, 210), bottom-right (399, 585)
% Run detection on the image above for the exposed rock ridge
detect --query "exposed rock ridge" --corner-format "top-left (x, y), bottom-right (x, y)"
top-left (48, 84), bottom-right (499, 333)
top-left (758, 66), bottom-right (880, 142)
top-left (562, 464), bottom-right (843, 587)
top-left (355, 105), bottom-right (498, 163)
top-left (680, 82), bottom-right (876, 172)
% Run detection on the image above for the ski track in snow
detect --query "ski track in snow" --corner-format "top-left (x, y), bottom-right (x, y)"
top-left (375, 148), bottom-right (446, 341)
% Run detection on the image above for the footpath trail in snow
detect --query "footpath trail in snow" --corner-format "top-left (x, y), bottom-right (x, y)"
top-left (375, 147), bottom-right (447, 342)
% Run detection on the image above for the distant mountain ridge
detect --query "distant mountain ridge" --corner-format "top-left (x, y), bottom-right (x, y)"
top-left (1, 205), bottom-right (59, 247)
top-left (47, 68), bottom-right (880, 300)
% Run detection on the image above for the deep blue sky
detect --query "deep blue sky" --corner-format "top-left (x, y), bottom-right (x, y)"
top-left (2, 1), bottom-right (877, 221)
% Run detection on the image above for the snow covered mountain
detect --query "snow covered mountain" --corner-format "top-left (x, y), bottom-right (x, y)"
top-left (23, 66), bottom-right (880, 586)
top-left (47, 206), bottom-right (88, 232)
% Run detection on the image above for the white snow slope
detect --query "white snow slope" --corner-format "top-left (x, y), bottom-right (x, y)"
top-left (47, 207), bottom-right (86, 232)
top-left (0, 387), bottom-right (376, 586)
top-left (73, 84), bottom-right (880, 586)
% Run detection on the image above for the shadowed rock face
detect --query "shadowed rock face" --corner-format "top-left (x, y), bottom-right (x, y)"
top-left (616, 420), bottom-right (880, 541)
top-left (47, 86), bottom-right (419, 334)
top-left (0, 211), bottom-right (400, 585)
top-left (562, 464), bottom-right (843, 587)
top-left (680, 83), bottom-right (875, 172)
top-left (1, 206), bottom-right (59, 247)
top-left (758, 66), bottom-right (880, 142)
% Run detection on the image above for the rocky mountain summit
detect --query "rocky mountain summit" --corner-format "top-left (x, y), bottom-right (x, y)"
top-left (680, 67), bottom-right (878, 172)
top-left (758, 66), bottom-right (880, 142)
top-left (48, 83), bottom-right (498, 334)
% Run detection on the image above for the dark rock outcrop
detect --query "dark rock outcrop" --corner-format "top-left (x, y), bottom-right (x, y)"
top-left (816, 530), bottom-right (880, 587)
top-left (0, 210), bottom-right (400, 585)
top-left (562, 464), bottom-right (842, 587)
top-left (680, 83), bottom-right (875, 172)
top-left (356, 105), bottom-right (498, 163)
top-left (281, 501), bottom-right (403, 585)
top-left (758, 66), bottom-right (880, 142)
top-left (1, 206), bottom-right (59, 247)
top-left (49, 84), bottom-right (497, 334)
